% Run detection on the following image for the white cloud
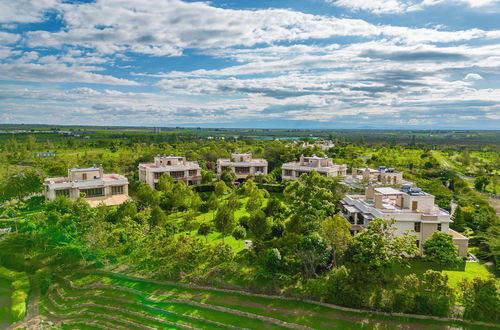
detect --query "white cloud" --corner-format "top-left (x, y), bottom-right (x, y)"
top-left (0, 0), bottom-right (58, 23)
top-left (330, 0), bottom-right (500, 13)
top-left (464, 73), bottom-right (483, 80)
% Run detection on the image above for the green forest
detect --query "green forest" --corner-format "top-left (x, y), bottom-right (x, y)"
top-left (0, 126), bottom-right (498, 329)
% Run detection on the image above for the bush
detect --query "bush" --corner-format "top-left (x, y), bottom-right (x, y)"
top-left (0, 266), bottom-right (30, 322)
top-left (256, 183), bottom-right (284, 193)
top-left (11, 290), bottom-right (27, 321)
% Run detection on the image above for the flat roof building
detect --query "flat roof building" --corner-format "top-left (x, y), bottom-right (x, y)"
top-left (282, 155), bottom-right (347, 181)
top-left (351, 166), bottom-right (405, 185)
top-left (43, 165), bottom-right (129, 207)
top-left (139, 154), bottom-right (201, 188)
top-left (217, 152), bottom-right (268, 180)
top-left (341, 185), bottom-right (468, 257)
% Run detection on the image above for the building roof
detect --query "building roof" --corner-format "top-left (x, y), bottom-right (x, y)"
top-left (374, 187), bottom-right (405, 195)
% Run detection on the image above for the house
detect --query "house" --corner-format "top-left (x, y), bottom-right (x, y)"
top-left (43, 165), bottom-right (130, 207)
top-left (138, 154), bottom-right (201, 188)
top-left (340, 185), bottom-right (468, 257)
top-left (281, 155), bottom-right (347, 181)
top-left (350, 166), bottom-right (405, 185)
top-left (217, 152), bottom-right (268, 180)
top-left (36, 151), bottom-right (56, 157)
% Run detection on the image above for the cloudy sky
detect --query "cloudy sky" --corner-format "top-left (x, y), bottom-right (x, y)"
top-left (0, 0), bottom-right (499, 129)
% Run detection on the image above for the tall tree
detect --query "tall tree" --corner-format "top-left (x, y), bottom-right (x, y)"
top-left (214, 202), bottom-right (236, 243)
top-left (423, 231), bottom-right (461, 268)
top-left (321, 214), bottom-right (352, 267)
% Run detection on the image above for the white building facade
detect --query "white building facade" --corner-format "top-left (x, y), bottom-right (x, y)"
top-left (341, 185), bottom-right (468, 257)
top-left (282, 155), bottom-right (347, 181)
top-left (43, 165), bottom-right (129, 207)
top-left (138, 155), bottom-right (202, 188)
top-left (217, 152), bottom-right (268, 180)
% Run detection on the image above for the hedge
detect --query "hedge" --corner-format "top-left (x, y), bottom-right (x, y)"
top-left (0, 266), bottom-right (29, 322)
top-left (256, 183), bottom-right (284, 193)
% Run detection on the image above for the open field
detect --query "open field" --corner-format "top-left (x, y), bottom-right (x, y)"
top-left (39, 270), bottom-right (497, 330)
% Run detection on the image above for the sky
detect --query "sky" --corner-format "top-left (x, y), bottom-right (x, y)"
top-left (0, 0), bottom-right (499, 129)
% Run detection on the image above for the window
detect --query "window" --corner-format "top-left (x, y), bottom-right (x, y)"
top-left (111, 185), bottom-right (124, 195)
top-left (437, 223), bottom-right (442, 231)
top-left (55, 189), bottom-right (70, 197)
top-left (235, 167), bottom-right (249, 174)
top-left (80, 188), bottom-right (104, 197)
top-left (171, 171), bottom-right (185, 178)
top-left (414, 222), bottom-right (421, 232)
top-left (154, 172), bottom-right (164, 179)
top-left (82, 173), bottom-right (87, 180)
top-left (412, 201), bottom-right (418, 211)
top-left (284, 169), bottom-right (293, 177)
top-left (189, 170), bottom-right (197, 176)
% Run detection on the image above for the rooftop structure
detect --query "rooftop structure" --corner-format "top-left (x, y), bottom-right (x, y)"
top-left (36, 151), bottom-right (56, 158)
top-left (341, 185), bottom-right (468, 257)
top-left (43, 165), bottom-right (129, 207)
top-left (281, 155), bottom-right (347, 181)
top-left (139, 154), bottom-right (201, 188)
top-left (217, 152), bottom-right (268, 180)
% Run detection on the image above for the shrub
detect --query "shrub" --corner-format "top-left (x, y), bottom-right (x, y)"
top-left (11, 290), bottom-right (27, 321)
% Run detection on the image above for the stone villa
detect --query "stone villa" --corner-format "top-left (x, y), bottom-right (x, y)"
top-left (217, 152), bottom-right (268, 180)
top-left (351, 166), bottom-right (404, 185)
top-left (138, 155), bottom-right (202, 188)
top-left (281, 155), bottom-right (347, 181)
top-left (43, 165), bottom-right (130, 207)
top-left (341, 185), bottom-right (468, 257)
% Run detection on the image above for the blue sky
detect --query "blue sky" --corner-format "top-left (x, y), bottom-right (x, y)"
top-left (0, 0), bottom-right (499, 129)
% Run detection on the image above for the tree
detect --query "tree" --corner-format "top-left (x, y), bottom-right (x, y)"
top-left (296, 233), bottom-right (329, 278)
top-left (414, 270), bottom-right (455, 317)
top-left (474, 176), bottom-right (490, 192)
top-left (459, 278), bottom-right (499, 322)
top-left (206, 193), bottom-right (219, 220)
top-left (351, 218), bottom-right (419, 273)
top-left (149, 205), bottom-right (168, 228)
top-left (156, 174), bottom-right (175, 192)
top-left (242, 179), bottom-right (257, 196)
top-left (321, 214), bottom-right (353, 267)
top-left (232, 225), bottom-right (246, 242)
top-left (284, 171), bottom-right (340, 235)
top-left (264, 248), bottom-right (281, 274)
top-left (197, 223), bottom-right (212, 243)
top-left (135, 183), bottom-right (160, 209)
top-left (220, 170), bottom-right (236, 186)
top-left (214, 181), bottom-right (228, 197)
top-left (247, 210), bottom-right (270, 244)
top-left (214, 202), bottom-right (236, 243)
top-left (246, 189), bottom-right (264, 213)
top-left (263, 197), bottom-right (285, 219)
top-left (451, 206), bottom-right (466, 232)
top-left (423, 231), bottom-right (461, 268)
top-left (0, 171), bottom-right (42, 202)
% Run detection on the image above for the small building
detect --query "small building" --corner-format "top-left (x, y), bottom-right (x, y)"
top-left (36, 151), bottom-right (56, 158)
top-left (138, 154), bottom-right (201, 188)
top-left (281, 155), bottom-right (347, 181)
top-left (340, 185), bottom-right (468, 257)
top-left (43, 165), bottom-right (130, 207)
top-left (152, 127), bottom-right (162, 133)
top-left (351, 166), bottom-right (404, 185)
top-left (217, 152), bottom-right (268, 180)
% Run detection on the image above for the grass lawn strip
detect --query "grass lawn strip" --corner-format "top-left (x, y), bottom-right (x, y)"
top-left (77, 270), bottom-right (500, 330)
top-left (58, 275), bottom-right (290, 330)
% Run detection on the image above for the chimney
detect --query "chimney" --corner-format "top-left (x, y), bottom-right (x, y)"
top-left (363, 167), bottom-right (371, 180)
top-left (365, 185), bottom-right (375, 199)
top-left (374, 193), bottom-right (384, 209)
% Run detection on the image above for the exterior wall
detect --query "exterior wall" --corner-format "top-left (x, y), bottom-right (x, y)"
top-left (138, 157), bottom-right (202, 188)
top-left (216, 157), bottom-right (268, 180)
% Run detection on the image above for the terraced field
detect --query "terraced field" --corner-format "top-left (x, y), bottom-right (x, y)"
top-left (0, 278), bottom-right (12, 328)
top-left (39, 271), bottom-right (497, 330)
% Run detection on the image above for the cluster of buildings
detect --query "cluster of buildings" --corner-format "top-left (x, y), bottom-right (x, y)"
top-left (42, 151), bottom-right (468, 256)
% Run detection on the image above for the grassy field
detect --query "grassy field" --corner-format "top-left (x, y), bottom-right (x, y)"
top-left (390, 261), bottom-right (495, 289)
top-left (38, 270), bottom-right (497, 329)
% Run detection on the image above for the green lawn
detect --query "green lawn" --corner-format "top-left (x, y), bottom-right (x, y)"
top-left (390, 260), bottom-right (495, 289)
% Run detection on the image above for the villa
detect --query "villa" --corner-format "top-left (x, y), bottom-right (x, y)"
top-left (281, 155), bottom-right (347, 181)
top-left (350, 166), bottom-right (405, 185)
top-left (43, 165), bottom-right (130, 207)
top-left (217, 152), bottom-right (268, 180)
top-left (138, 154), bottom-right (202, 188)
top-left (341, 185), bottom-right (468, 257)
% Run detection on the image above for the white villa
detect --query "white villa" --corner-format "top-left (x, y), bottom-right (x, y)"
top-left (217, 152), bottom-right (268, 180)
top-left (138, 154), bottom-right (202, 188)
top-left (43, 165), bottom-right (130, 207)
top-left (351, 166), bottom-right (405, 185)
top-left (341, 185), bottom-right (468, 257)
top-left (281, 155), bottom-right (347, 181)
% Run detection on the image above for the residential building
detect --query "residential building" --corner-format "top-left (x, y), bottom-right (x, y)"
top-left (294, 139), bottom-right (335, 151)
top-left (282, 155), bottom-right (347, 181)
top-left (36, 151), bottom-right (56, 157)
top-left (43, 165), bottom-right (129, 207)
top-left (217, 152), bottom-right (268, 180)
top-left (139, 154), bottom-right (202, 188)
top-left (351, 166), bottom-right (404, 185)
top-left (340, 185), bottom-right (468, 257)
